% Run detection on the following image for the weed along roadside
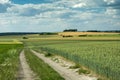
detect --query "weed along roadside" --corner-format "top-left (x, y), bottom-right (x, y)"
top-left (31, 49), bottom-right (97, 80)
top-left (0, 44), bottom-right (23, 80)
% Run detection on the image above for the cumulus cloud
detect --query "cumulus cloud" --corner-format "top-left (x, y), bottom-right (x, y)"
top-left (0, 0), bottom-right (120, 32)
top-left (104, 0), bottom-right (120, 6)
top-left (0, 0), bottom-right (12, 13)
top-left (73, 3), bottom-right (86, 8)
top-left (104, 0), bottom-right (115, 5)
top-left (0, 0), bottom-right (10, 4)
top-left (105, 8), bottom-right (117, 15)
top-left (7, 3), bottom-right (69, 16)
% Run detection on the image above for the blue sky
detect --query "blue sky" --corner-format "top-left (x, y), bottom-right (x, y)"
top-left (0, 0), bottom-right (120, 32)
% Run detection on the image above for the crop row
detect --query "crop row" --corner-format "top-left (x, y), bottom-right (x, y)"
top-left (27, 40), bottom-right (120, 80)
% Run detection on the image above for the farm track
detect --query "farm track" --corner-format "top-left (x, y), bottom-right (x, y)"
top-left (31, 50), bottom-right (96, 80)
top-left (17, 50), bottom-right (38, 80)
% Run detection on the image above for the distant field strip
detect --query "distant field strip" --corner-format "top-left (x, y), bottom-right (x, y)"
top-left (58, 32), bottom-right (120, 36)
top-left (26, 40), bottom-right (120, 80)
top-left (0, 42), bottom-right (23, 44)
top-left (0, 39), bottom-right (23, 44)
top-left (0, 44), bottom-right (23, 80)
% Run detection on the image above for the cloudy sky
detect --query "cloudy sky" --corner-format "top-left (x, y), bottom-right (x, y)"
top-left (0, 0), bottom-right (120, 32)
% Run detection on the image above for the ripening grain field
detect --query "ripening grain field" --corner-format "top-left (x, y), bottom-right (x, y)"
top-left (25, 40), bottom-right (120, 80)
top-left (0, 44), bottom-right (23, 80)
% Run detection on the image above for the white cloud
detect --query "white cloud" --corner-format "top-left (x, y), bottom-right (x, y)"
top-left (0, 0), bottom-right (10, 4)
top-left (0, 19), bottom-right (10, 25)
top-left (0, 0), bottom-right (120, 32)
top-left (73, 3), bottom-right (86, 8)
top-left (104, 0), bottom-right (115, 5)
top-left (105, 8), bottom-right (117, 15)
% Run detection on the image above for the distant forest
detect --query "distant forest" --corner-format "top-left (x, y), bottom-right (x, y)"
top-left (63, 29), bottom-right (120, 32)
top-left (0, 32), bottom-right (57, 36)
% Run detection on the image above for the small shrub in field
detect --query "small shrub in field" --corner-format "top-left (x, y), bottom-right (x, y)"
top-left (45, 52), bottom-right (52, 57)
top-left (78, 68), bottom-right (90, 74)
top-left (69, 64), bottom-right (81, 69)
top-left (23, 37), bottom-right (28, 39)
top-left (78, 34), bottom-right (87, 37)
top-left (62, 35), bottom-right (73, 37)
top-left (97, 78), bottom-right (103, 80)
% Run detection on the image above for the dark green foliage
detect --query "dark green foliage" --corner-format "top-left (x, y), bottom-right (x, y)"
top-left (44, 52), bottom-right (52, 57)
top-left (63, 29), bottom-right (77, 32)
top-left (78, 68), bottom-right (90, 74)
top-left (69, 64), bottom-right (81, 69)
top-left (23, 37), bottom-right (28, 39)
top-left (62, 35), bottom-right (73, 37)
top-left (78, 35), bottom-right (87, 37)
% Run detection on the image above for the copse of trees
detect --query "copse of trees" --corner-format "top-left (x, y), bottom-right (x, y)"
top-left (23, 37), bottom-right (28, 39)
top-left (86, 30), bottom-right (120, 32)
top-left (40, 32), bottom-right (58, 35)
top-left (0, 32), bottom-right (58, 36)
top-left (63, 29), bottom-right (77, 32)
top-left (62, 35), bottom-right (73, 37)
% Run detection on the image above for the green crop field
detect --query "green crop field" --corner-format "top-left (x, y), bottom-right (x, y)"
top-left (0, 33), bottom-right (120, 80)
top-left (25, 40), bottom-right (120, 80)
top-left (0, 44), bottom-right (23, 80)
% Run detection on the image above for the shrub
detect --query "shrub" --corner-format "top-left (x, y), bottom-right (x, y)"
top-left (22, 37), bottom-right (28, 39)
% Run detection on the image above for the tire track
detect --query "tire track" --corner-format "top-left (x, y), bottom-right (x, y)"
top-left (17, 50), bottom-right (38, 80)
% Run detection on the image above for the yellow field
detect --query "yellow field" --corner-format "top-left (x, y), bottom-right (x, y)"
top-left (0, 42), bottom-right (23, 44)
top-left (58, 32), bottom-right (120, 36)
top-left (0, 40), bottom-right (23, 44)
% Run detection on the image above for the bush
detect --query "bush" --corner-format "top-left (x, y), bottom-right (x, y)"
top-left (62, 35), bottom-right (73, 37)
top-left (44, 52), bottom-right (52, 57)
top-left (78, 68), bottom-right (90, 74)
top-left (69, 64), bottom-right (81, 69)
top-left (78, 35), bottom-right (87, 37)
top-left (23, 37), bottom-right (28, 39)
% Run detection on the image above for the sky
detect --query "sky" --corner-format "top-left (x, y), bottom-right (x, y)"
top-left (0, 0), bottom-right (120, 32)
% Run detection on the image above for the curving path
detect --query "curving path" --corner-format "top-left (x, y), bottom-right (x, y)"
top-left (31, 50), bottom-right (97, 80)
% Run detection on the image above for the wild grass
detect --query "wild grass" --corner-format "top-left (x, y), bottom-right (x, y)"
top-left (0, 44), bottom-right (23, 80)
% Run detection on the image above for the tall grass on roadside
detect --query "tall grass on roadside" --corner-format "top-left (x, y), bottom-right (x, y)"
top-left (24, 49), bottom-right (64, 80)
top-left (0, 44), bottom-right (23, 80)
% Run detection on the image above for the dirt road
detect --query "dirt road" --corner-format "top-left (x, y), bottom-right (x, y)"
top-left (31, 50), bottom-right (97, 80)
top-left (18, 50), bottom-right (38, 80)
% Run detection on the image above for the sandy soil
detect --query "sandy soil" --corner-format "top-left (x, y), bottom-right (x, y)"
top-left (17, 50), bottom-right (38, 80)
top-left (31, 50), bottom-right (97, 80)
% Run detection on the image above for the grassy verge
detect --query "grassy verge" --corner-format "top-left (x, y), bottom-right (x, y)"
top-left (24, 49), bottom-right (64, 80)
top-left (0, 44), bottom-right (23, 80)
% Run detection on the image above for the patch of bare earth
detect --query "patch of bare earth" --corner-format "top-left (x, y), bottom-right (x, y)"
top-left (17, 50), bottom-right (39, 80)
top-left (31, 50), bottom-right (97, 80)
